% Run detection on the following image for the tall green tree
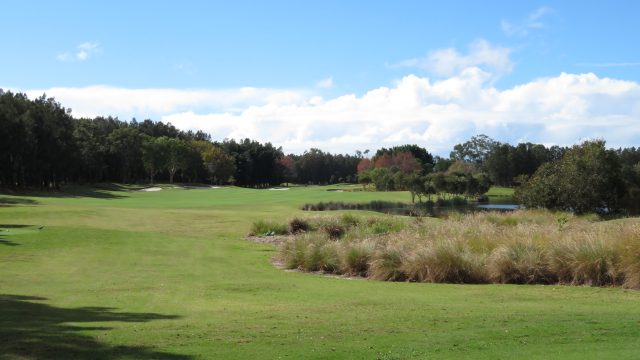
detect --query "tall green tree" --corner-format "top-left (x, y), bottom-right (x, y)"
top-left (450, 134), bottom-right (498, 165)
top-left (141, 137), bottom-right (167, 184)
top-left (202, 146), bottom-right (236, 184)
top-left (516, 140), bottom-right (625, 214)
top-left (157, 137), bottom-right (190, 183)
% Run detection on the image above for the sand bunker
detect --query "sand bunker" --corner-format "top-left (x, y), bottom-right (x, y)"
top-left (268, 187), bottom-right (290, 191)
top-left (140, 187), bottom-right (162, 192)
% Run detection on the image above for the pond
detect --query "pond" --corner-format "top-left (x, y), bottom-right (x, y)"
top-left (302, 195), bottom-right (521, 218)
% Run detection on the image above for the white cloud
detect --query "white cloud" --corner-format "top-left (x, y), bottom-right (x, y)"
top-left (502, 6), bottom-right (553, 37)
top-left (394, 39), bottom-right (513, 78)
top-left (57, 42), bottom-right (101, 62)
top-left (15, 86), bottom-right (311, 119)
top-left (9, 70), bottom-right (640, 156)
top-left (316, 77), bottom-right (334, 89)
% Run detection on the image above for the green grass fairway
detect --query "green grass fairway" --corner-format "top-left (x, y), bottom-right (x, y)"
top-left (1, 186), bottom-right (639, 359)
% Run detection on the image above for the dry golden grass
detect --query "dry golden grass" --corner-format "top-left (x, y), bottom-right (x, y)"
top-left (277, 210), bottom-right (640, 289)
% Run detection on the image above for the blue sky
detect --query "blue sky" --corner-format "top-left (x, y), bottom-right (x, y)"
top-left (2, 1), bottom-right (640, 154)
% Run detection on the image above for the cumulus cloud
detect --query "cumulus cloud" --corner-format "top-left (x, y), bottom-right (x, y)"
top-left (9, 70), bottom-right (640, 156)
top-left (502, 6), bottom-right (553, 37)
top-left (394, 39), bottom-right (513, 78)
top-left (17, 86), bottom-right (311, 119)
top-left (162, 70), bottom-right (639, 154)
top-left (57, 42), bottom-right (101, 62)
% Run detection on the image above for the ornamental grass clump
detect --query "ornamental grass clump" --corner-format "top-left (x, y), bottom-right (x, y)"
top-left (487, 240), bottom-right (554, 284)
top-left (427, 239), bottom-right (486, 283)
top-left (369, 243), bottom-right (407, 281)
top-left (618, 223), bottom-right (640, 289)
top-left (303, 239), bottom-right (340, 272)
top-left (569, 236), bottom-right (621, 286)
top-left (273, 210), bottom-right (640, 289)
top-left (279, 237), bottom-right (309, 269)
top-left (339, 240), bottom-right (375, 276)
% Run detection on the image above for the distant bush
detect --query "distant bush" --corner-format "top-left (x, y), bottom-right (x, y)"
top-left (322, 223), bottom-right (346, 239)
top-left (340, 213), bottom-right (361, 227)
top-left (288, 217), bottom-right (311, 234)
top-left (301, 200), bottom-right (407, 212)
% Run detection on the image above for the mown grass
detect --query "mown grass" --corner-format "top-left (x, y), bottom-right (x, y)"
top-left (0, 185), bottom-right (639, 359)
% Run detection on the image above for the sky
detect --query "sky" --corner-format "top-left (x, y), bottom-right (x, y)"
top-left (2, 0), bottom-right (640, 155)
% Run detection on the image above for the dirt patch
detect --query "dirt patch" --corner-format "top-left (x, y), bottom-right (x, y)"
top-left (275, 259), bottom-right (365, 281)
top-left (245, 234), bottom-right (292, 246)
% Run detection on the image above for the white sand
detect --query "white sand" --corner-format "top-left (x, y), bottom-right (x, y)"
top-left (140, 187), bottom-right (162, 192)
top-left (268, 187), bottom-right (290, 191)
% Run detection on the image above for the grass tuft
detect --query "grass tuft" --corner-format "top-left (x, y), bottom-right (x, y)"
top-left (250, 220), bottom-right (288, 236)
top-left (487, 241), bottom-right (554, 284)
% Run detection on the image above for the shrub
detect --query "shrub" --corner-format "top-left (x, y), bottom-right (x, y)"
top-left (288, 217), bottom-right (311, 234)
top-left (250, 220), bottom-right (288, 236)
top-left (487, 241), bottom-right (554, 284)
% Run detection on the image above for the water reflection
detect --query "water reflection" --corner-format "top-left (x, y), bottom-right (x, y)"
top-left (302, 196), bottom-right (521, 218)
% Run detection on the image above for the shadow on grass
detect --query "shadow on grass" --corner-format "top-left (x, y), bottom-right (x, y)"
top-left (0, 294), bottom-right (192, 359)
top-left (0, 224), bottom-right (33, 246)
top-left (0, 237), bottom-right (19, 246)
top-left (0, 197), bottom-right (40, 207)
top-left (0, 184), bottom-right (129, 201)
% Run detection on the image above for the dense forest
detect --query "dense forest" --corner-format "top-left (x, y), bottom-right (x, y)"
top-left (0, 91), bottom-right (359, 188)
top-left (1, 90), bottom-right (639, 213)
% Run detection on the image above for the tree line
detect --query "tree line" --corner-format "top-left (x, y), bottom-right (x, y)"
top-left (2, 90), bottom-right (639, 214)
top-left (0, 91), bottom-right (362, 188)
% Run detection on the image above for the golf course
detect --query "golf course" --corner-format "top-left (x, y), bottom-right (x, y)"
top-left (1, 185), bottom-right (639, 359)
